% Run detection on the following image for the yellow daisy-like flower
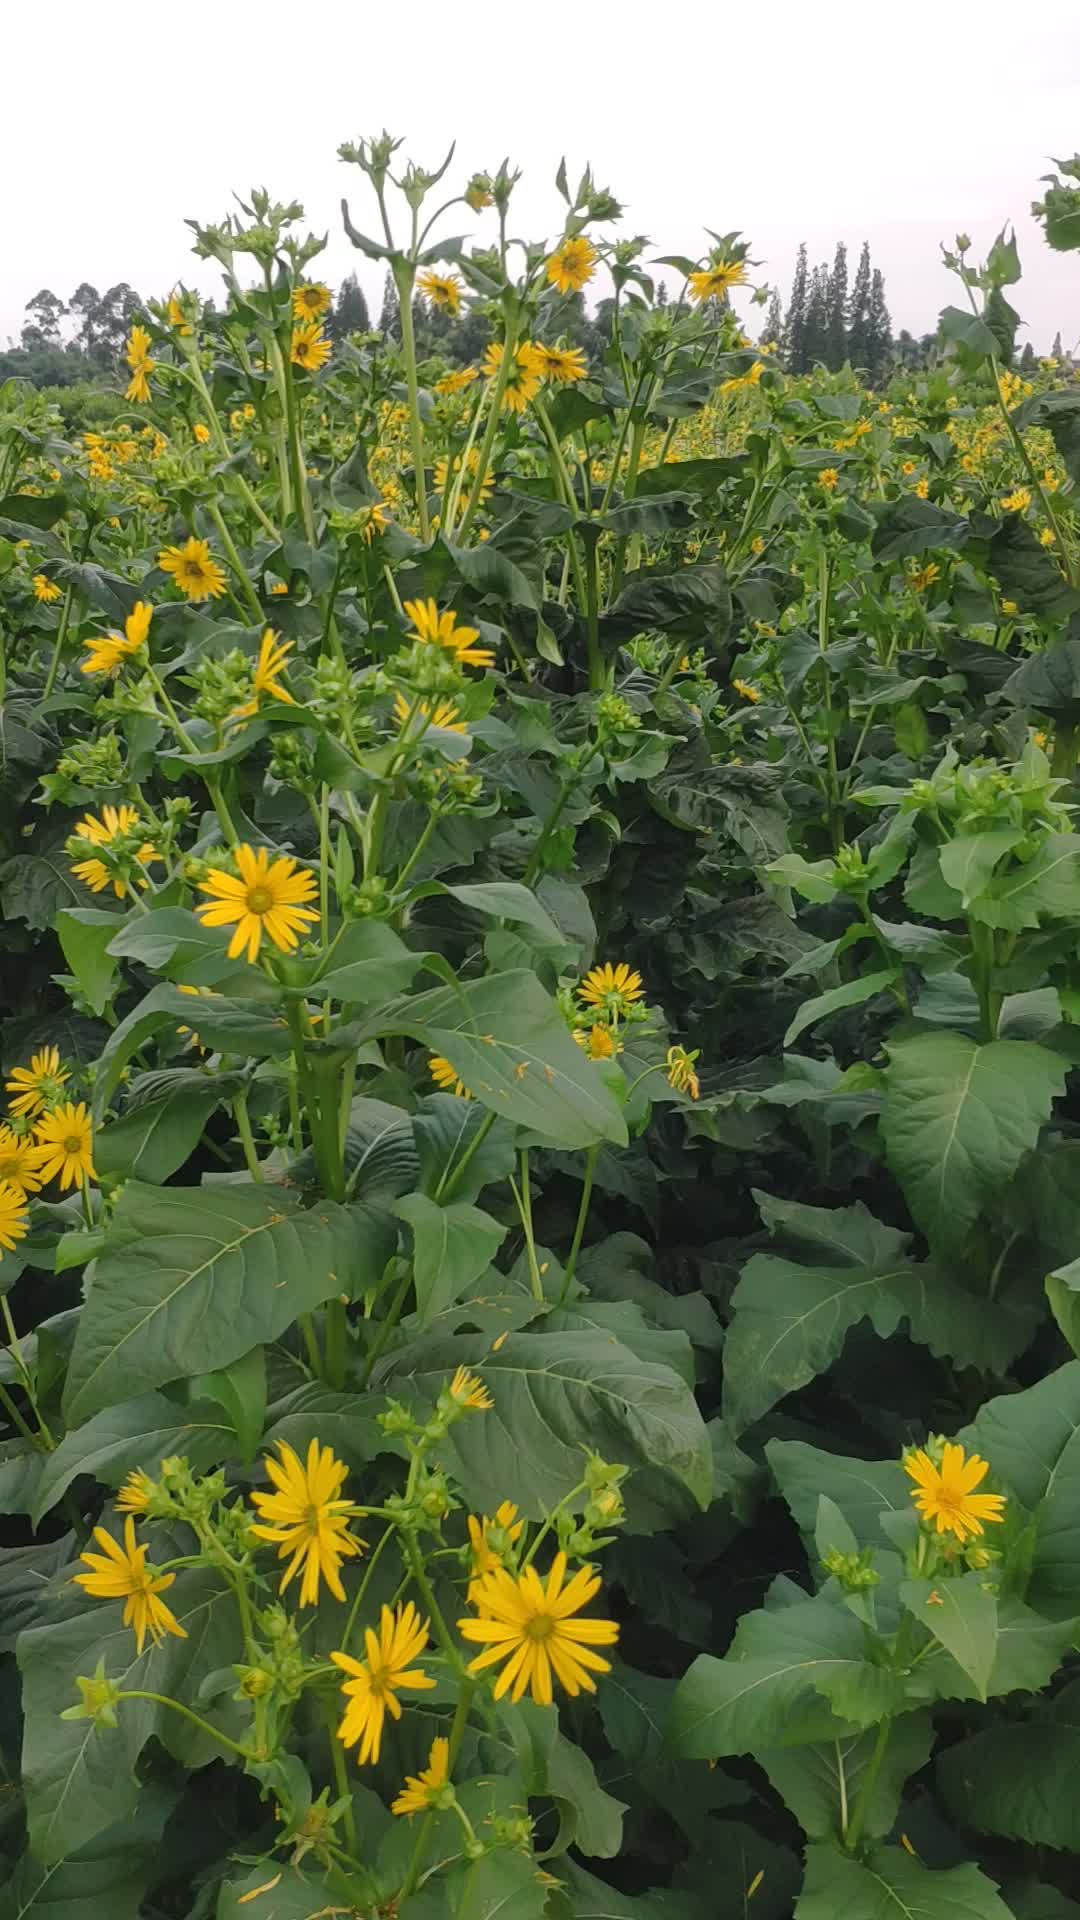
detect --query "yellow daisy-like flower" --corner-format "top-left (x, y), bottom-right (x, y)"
top-left (250, 1439), bottom-right (366, 1607)
top-left (34, 1101), bottom-right (95, 1191)
top-left (417, 270), bottom-right (464, 316)
top-left (435, 366), bottom-right (479, 396)
top-left (467, 1502), bottom-right (524, 1599)
top-left (482, 340), bottom-right (544, 415)
top-left (0, 1126), bottom-right (50, 1196)
top-left (1040, 526), bottom-right (1057, 547)
top-left (355, 499), bottom-right (390, 543)
top-left (115, 1469), bottom-right (157, 1515)
top-left (732, 678), bottom-right (760, 703)
top-left (69, 804), bottom-right (159, 898)
top-left (193, 422), bottom-right (211, 445)
top-left (719, 360), bottom-right (765, 395)
top-left (392, 1736), bottom-right (451, 1817)
top-left (545, 237), bottom-right (598, 294)
top-left (574, 1025), bottom-right (621, 1060)
top-left (196, 844), bottom-right (320, 965)
top-left (0, 1180), bottom-right (29, 1254)
top-left (433, 449), bottom-right (492, 504)
top-left (458, 1551), bottom-right (619, 1706)
top-left (332, 1602), bottom-right (436, 1765)
top-left (688, 261), bottom-right (748, 303)
top-left (578, 962), bottom-right (644, 1014)
top-left (167, 293), bottom-right (193, 335)
top-left (6, 1047), bottom-right (70, 1120)
top-left (73, 1515), bottom-right (187, 1655)
top-left (914, 477), bottom-right (930, 500)
top-left (429, 1053), bottom-right (471, 1098)
top-left (395, 693), bottom-right (467, 736)
top-left (1001, 486), bottom-right (1032, 513)
top-left (81, 599), bottom-right (153, 676)
top-left (31, 573), bottom-right (62, 603)
top-left (292, 282), bottom-right (331, 322)
top-left (230, 630), bottom-right (297, 723)
top-left (533, 342), bottom-right (588, 386)
top-left (910, 562), bottom-right (940, 593)
top-left (159, 536), bottom-right (227, 602)
top-left (904, 1441), bottom-right (1006, 1542)
top-left (818, 468), bottom-right (839, 493)
top-left (403, 597), bottom-right (495, 670)
top-left (449, 1365), bottom-right (492, 1411)
top-left (124, 324), bottom-right (155, 405)
top-left (291, 323), bottom-right (332, 372)
top-left (666, 1044), bottom-right (701, 1100)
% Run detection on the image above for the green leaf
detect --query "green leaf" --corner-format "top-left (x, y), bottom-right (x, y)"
top-left (969, 1361), bottom-right (1080, 1616)
top-left (1003, 635), bottom-right (1080, 720)
top-left (95, 1076), bottom-right (233, 1184)
top-left (191, 1345), bottom-right (266, 1464)
top-left (106, 906), bottom-right (254, 984)
top-left (987, 516), bottom-right (1080, 619)
top-left (261, 1382), bottom-right (392, 1471)
top-left (32, 1391), bottom-right (236, 1525)
top-left (882, 1031), bottom-right (1067, 1254)
top-left (601, 562), bottom-right (731, 642)
top-left (783, 970), bottom-right (898, 1048)
top-left (19, 1567), bottom-right (242, 1861)
top-left (92, 983), bottom-right (292, 1120)
top-left (796, 1843), bottom-right (1014, 1920)
top-left (351, 970), bottom-right (627, 1149)
top-left (55, 908), bottom-right (122, 1017)
top-left (938, 1679), bottom-right (1080, 1847)
top-left (377, 1327), bottom-right (712, 1518)
top-left (453, 1848), bottom-right (549, 1920)
top-left (766, 853), bottom-right (839, 903)
top-left (1014, 390), bottom-right (1080, 488)
top-left (308, 918), bottom-right (425, 1004)
top-left (507, 1701), bottom-right (626, 1858)
top-left (871, 497), bottom-right (970, 562)
top-left (900, 1573), bottom-right (997, 1700)
top-left (768, 1439), bottom-right (910, 1549)
top-left (63, 1182), bottom-right (389, 1424)
top-left (761, 1712), bottom-right (933, 1842)
top-left (938, 828), bottom-right (1023, 905)
top-left (394, 1194), bottom-right (507, 1325)
top-left (216, 1862), bottom-right (346, 1919)
top-left (975, 833), bottom-right (1080, 932)
top-left (438, 879), bottom-right (566, 942)
top-left (0, 1789), bottom-right (174, 1920)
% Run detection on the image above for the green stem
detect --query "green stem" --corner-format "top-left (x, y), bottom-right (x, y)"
top-left (458, 323), bottom-right (518, 538)
top-left (0, 1379), bottom-right (44, 1449)
top-left (435, 1109), bottom-right (496, 1204)
top-left (231, 1092), bottom-right (262, 1181)
top-left (340, 1521), bottom-right (397, 1655)
top-left (510, 1151), bottom-right (544, 1301)
top-left (844, 1717), bottom-right (891, 1853)
top-left (559, 1146), bottom-right (597, 1299)
top-left (395, 267), bottom-right (431, 543)
top-left (327, 1702), bottom-right (357, 1851)
top-left (584, 536), bottom-right (605, 690)
top-left (360, 1264), bottom-right (413, 1386)
top-left (41, 586), bottom-right (76, 699)
top-left (207, 501), bottom-right (263, 624)
top-left (396, 1680), bottom-right (476, 1906)
top-left (117, 1690), bottom-right (252, 1761)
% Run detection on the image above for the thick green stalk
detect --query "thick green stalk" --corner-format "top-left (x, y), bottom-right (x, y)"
top-left (207, 502), bottom-right (264, 624)
top-left (844, 1717), bottom-right (891, 1853)
top-left (458, 325), bottom-right (518, 537)
top-left (394, 266), bottom-right (431, 542)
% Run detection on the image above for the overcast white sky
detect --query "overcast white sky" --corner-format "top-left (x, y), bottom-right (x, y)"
top-left (3, 1), bottom-right (1079, 352)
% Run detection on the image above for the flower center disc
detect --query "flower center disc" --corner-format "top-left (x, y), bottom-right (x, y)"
top-left (247, 886), bottom-right (274, 914)
top-left (525, 1613), bottom-right (554, 1642)
top-left (63, 1137), bottom-right (82, 1156)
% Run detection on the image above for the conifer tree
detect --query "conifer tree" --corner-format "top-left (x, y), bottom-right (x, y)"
top-left (846, 241), bottom-right (872, 369)
top-left (761, 288), bottom-right (783, 349)
top-left (378, 270), bottom-right (400, 342)
top-left (866, 268), bottom-right (893, 382)
top-left (1053, 330), bottom-right (1064, 360)
top-left (327, 274), bottom-right (371, 340)
top-left (803, 264), bottom-right (830, 370)
top-left (783, 243), bottom-right (809, 373)
top-left (825, 243), bottom-right (848, 369)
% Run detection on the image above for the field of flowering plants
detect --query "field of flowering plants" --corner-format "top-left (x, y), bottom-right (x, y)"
top-left (4, 134), bottom-right (1080, 1919)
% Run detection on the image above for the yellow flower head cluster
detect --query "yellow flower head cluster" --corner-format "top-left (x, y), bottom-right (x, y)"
top-left (291, 322), bottom-right (332, 372)
top-left (159, 537), bottom-right (227, 603)
top-left (81, 599), bottom-right (153, 676)
top-left (31, 573), bottom-right (61, 603)
top-left (417, 270), bottom-right (463, 316)
top-left (578, 961), bottom-right (644, 1017)
top-left (482, 340), bottom-right (545, 414)
top-left (546, 236), bottom-right (597, 294)
top-left (74, 1516), bottom-right (186, 1655)
top-left (403, 596), bottom-right (495, 669)
top-left (196, 844), bottom-right (320, 966)
top-left (689, 260), bottom-right (748, 303)
top-left (230, 630), bottom-right (296, 723)
top-left (124, 324), bottom-right (155, 405)
top-left (6, 1046), bottom-right (70, 1120)
top-left (904, 1440), bottom-right (1006, 1542)
top-left (250, 1439), bottom-right (367, 1607)
top-left (68, 803), bottom-right (160, 897)
top-left (458, 1550), bottom-right (619, 1707)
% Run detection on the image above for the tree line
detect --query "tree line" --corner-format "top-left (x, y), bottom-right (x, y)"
top-left (760, 240), bottom-right (894, 380)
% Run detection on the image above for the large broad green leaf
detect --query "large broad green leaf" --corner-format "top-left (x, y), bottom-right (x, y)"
top-left (306, 918), bottom-right (425, 1004)
top-left (796, 1844), bottom-right (1014, 1920)
top-left (349, 970), bottom-right (627, 1149)
top-left (261, 1382), bottom-right (393, 1471)
top-left (55, 908), bottom-right (122, 1018)
top-left (974, 833), bottom-right (1080, 931)
top-left (32, 1391), bottom-right (236, 1525)
top-left (19, 1567), bottom-right (242, 1861)
top-left (1015, 389), bottom-right (1080, 487)
top-left (394, 1193), bottom-right (507, 1325)
top-left (783, 969), bottom-right (899, 1047)
top-left (92, 983), bottom-right (292, 1119)
top-left (900, 1573), bottom-right (997, 1700)
top-left (760, 1712), bottom-right (933, 1842)
top-left (938, 1678), bottom-right (1080, 1847)
top-left (0, 1788), bottom-right (174, 1920)
top-left (216, 1863), bottom-right (347, 1919)
top-left (871, 496), bottom-right (970, 562)
top-left (506, 1700), bottom-right (626, 1858)
top-left (452, 1848), bottom-right (550, 1920)
top-left (969, 1361), bottom-right (1080, 1616)
top-left (95, 1073), bottom-right (236, 1184)
top-left (63, 1182), bottom-right (391, 1424)
top-left (882, 1032), bottom-right (1066, 1254)
top-left (987, 516), bottom-right (1080, 618)
top-left (376, 1328), bottom-right (711, 1519)
top-left (669, 1594), bottom-right (900, 1759)
top-left (767, 1440), bottom-right (910, 1549)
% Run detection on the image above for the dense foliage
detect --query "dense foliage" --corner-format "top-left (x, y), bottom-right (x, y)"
top-left (2, 138), bottom-right (1080, 1920)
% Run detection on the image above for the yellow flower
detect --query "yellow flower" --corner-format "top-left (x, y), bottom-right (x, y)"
top-left (417, 270), bottom-right (464, 316)
top-left (904, 1441), bottom-right (1006, 1542)
top-left (355, 499), bottom-right (390, 543)
top-left (533, 342), bottom-right (588, 386)
top-left (270, 580), bottom-right (290, 593)
top-left (458, 1551), bottom-right (619, 1706)
top-left (403, 597), bottom-right (495, 669)
top-left (732, 678), bottom-right (760, 703)
top-left (0, 1126), bottom-right (50, 1196)
top-left (332, 1602), bottom-right (436, 1764)
top-left (6, 1047), bottom-right (70, 1120)
top-left (116, 1469), bottom-right (156, 1515)
top-left (0, 1180), bottom-right (29, 1254)
top-left (434, 449), bottom-right (492, 504)
top-left (430, 1053), bottom-right (471, 1098)
top-left (193, 422), bottom-right (211, 445)
top-left (910, 562), bottom-right (940, 593)
top-left (81, 599), bottom-right (153, 676)
top-left (392, 1736), bottom-right (451, 1816)
top-left (395, 692), bottom-right (467, 736)
top-left (465, 175), bottom-right (494, 211)
top-left (750, 535), bottom-right (765, 556)
top-left (68, 804), bottom-right (159, 897)
top-left (196, 844), bottom-right (320, 966)
top-left (1040, 526), bottom-right (1057, 547)
top-left (73, 1515), bottom-right (187, 1655)
top-left (666, 1044), bottom-right (701, 1100)
top-left (230, 630), bottom-right (297, 723)
top-left (1001, 487), bottom-right (1032, 513)
top-left (250, 1439), bottom-right (366, 1607)
top-left (901, 460), bottom-right (916, 476)
top-left (574, 1025), bottom-right (621, 1060)
top-left (688, 261), bottom-right (748, 303)
top-left (124, 325), bottom-right (155, 405)
top-left (290, 323), bottom-right (332, 372)
top-left (292, 283), bottom-right (331, 322)
top-left (719, 360), bottom-right (765, 395)
top-left (546, 237), bottom-right (597, 294)
top-left (482, 340), bottom-right (544, 414)
top-left (818, 468), bottom-right (839, 492)
top-left (435, 366), bottom-right (479, 396)
top-left (449, 1365), bottom-right (492, 1411)
top-left (467, 1503), bottom-right (524, 1599)
top-left (578, 962), bottom-right (644, 1014)
top-left (34, 1101), bottom-right (95, 1190)
top-left (914, 478), bottom-right (930, 499)
top-left (167, 294), bottom-right (193, 335)
top-left (159, 536), bottom-right (227, 602)
top-left (1001, 599), bottom-right (1019, 616)
top-left (31, 573), bottom-right (61, 603)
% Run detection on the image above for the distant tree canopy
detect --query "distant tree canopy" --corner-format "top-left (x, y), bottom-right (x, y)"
top-left (780, 239), bottom-right (893, 381)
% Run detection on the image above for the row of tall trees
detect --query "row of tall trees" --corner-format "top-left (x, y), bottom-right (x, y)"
top-left (762, 241), bottom-right (893, 380)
